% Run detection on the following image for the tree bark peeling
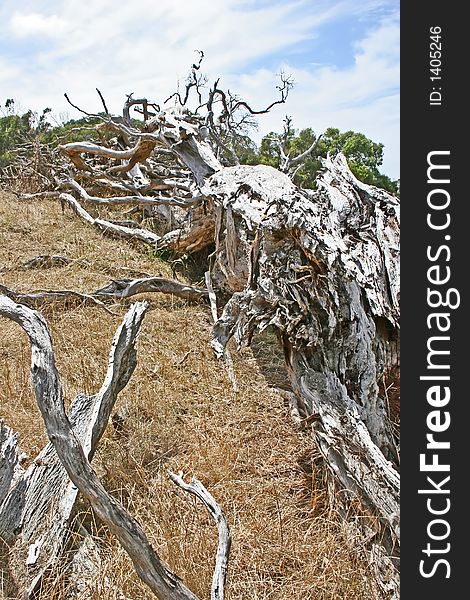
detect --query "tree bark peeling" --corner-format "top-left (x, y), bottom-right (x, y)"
top-left (203, 157), bottom-right (400, 595)
top-left (1, 97), bottom-right (400, 595)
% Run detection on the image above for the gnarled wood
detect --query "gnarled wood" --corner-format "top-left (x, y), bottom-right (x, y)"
top-left (60, 192), bottom-right (163, 245)
top-left (205, 156), bottom-right (400, 596)
top-left (1, 84), bottom-right (400, 595)
top-left (94, 276), bottom-right (208, 302)
top-left (59, 137), bottom-right (157, 174)
top-left (0, 283), bottom-right (115, 314)
top-left (63, 177), bottom-right (203, 208)
top-left (0, 275), bottom-right (208, 315)
top-left (0, 298), bottom-right (199, 599)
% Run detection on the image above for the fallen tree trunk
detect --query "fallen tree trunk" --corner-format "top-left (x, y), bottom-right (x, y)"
top-left (0, 300), bottom-right (197, 598)
top-left (2, 94), bottom-right (400, 595)
top-left (204, 156), bottom-right (400, 595)
top-left (0, 301), bottom-right (159, 596)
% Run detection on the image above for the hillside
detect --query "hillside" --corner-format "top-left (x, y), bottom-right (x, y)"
top-left (0, 191), bottom-right (380, 599)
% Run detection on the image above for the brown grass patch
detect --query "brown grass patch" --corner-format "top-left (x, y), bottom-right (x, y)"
top-left (0, 192), bottom-right (380, 599)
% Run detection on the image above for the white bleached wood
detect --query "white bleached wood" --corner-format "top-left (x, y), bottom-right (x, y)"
top-left (64, 177), bottom-right (203, 208)
top-left (0, 276), bottom-right (208, 315)
top-left (204, 271), bottom-right (238, 393)
top-left (0, 297), bottom-right (199, 600)
top-left (0, 283), bottom-right (115, 314)
top-left (94, 276), bottom-right (208, 303)
top-left (2, 96), bottom-right (400, 595)
top-left (0, 421), bottom-right (24, 506)
top-left (169, 471), bottom-right (231, 600)
top-left (60, 192), bottom-right (162, 245)
top-left (59, 137), bottom-right (157, 174)
top-left (202, 157), bottom-right (400, 596)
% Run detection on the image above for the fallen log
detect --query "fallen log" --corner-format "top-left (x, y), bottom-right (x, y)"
top-left (2, 92), bottom-right (400, 594)
top-left (205, 156), bottom-right (400, 596)
top-left (0, 275), bottom-right (208, 314)
top-left (0, 300), bottom-right (158, 596)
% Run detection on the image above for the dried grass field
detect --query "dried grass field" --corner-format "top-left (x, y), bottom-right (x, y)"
top-left (0, 192), bottom-right (379, 599)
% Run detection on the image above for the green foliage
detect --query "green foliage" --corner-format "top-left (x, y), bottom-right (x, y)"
top-left (254, 124), bottom-right (399, 195)
top-left (0, 100), bottom-right (117, 170)
top-left (40, 116), bottom-right (101, 145)
top-left (40, 115), bottom-right (144, 146)
top-left (231, 134), bottom-right (259, 165)
top-left (0, 101), bottom-right (52, 167)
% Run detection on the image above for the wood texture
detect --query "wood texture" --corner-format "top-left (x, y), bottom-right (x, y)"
top-left (204, 157), bottom-right (400, 596)
top-left (0, 298), bottom-right (199, 599)
top-left (1, 96), bottom-right (400, 595)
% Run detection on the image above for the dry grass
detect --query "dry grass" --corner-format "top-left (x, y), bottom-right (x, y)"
top-left (0, 193), bottom-right (380, 599)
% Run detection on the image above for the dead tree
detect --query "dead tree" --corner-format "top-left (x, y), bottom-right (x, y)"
top-left (0, 298), bottom-right (230, 599)
top-left (0, 63), bottom-right (400, 595)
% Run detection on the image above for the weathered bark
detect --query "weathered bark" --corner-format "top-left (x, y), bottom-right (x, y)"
top-left (204, 271), bottom-right (238, 392)
top-left (60, 192), bottom-right (163, 245)
top-left (0, 275), bottom-right (208, 313)
top-left (2, 94), bottom-right (400, 595)
top-left (62, 177), bottom-right (203, 208)
top-left (0, 283), bottom-right (115, 313)
top-left (0, 297), bottom-right (233, 600)
top-left (0, 421), bottom-right (23, 507)
top-left (207, 158), bottom-right (399, 449)
top-left (59, 137), bottom-right (157, 174)
top-left (0, 298), bottom-right (199, 599)
top-left (94, 276), bottom-right (208, 302)
top-left (53, 191), bottom-right (215, 254)
top-left (204, 156), bottom-right (400, 595)
top-left (156, 110), bottom-right (223, 187)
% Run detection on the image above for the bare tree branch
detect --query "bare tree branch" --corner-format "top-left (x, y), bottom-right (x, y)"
top-left (59, 136), bottom-right (158, 173)
top-left (123, 94), bottom-right (159, 125)
top-left (164, 51), bottom-right (206, 107)
top-left (64, 92), bottom-right (98, 118)
top-left (282, 134), bottom-right (323, 174)
top-left (94, 276), bottom-right (208, 303)
top-left (169, 471), bottom-right (231, 600)
top-left (59, 192), bottom-right (163, 245)
top-left (0, 297), bottom-right (200, 600)
top-left (96, 88), bottom-right (110, 115)
top-left (0, 283), bottom-right (116, 314)
top-left (62, 177), bottom-right (203, 208)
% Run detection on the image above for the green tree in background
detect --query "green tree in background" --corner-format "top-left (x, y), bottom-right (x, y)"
top-left (0, 100), bottom-right (54, 167)
top-left (256, 120), bottom-right (399, 195)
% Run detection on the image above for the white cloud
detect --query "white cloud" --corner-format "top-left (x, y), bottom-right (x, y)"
top-left (233, 13), bottom-right (400, 177)
top-left (10, 11), bottom-right (67, 38)
top-left (0, 58), bottom-right (20, 85)
top-left (0, 1), bottom-right (399, 177)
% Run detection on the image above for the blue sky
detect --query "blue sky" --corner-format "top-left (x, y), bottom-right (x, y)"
top-left (0, 0), bottom-right (399, 178)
